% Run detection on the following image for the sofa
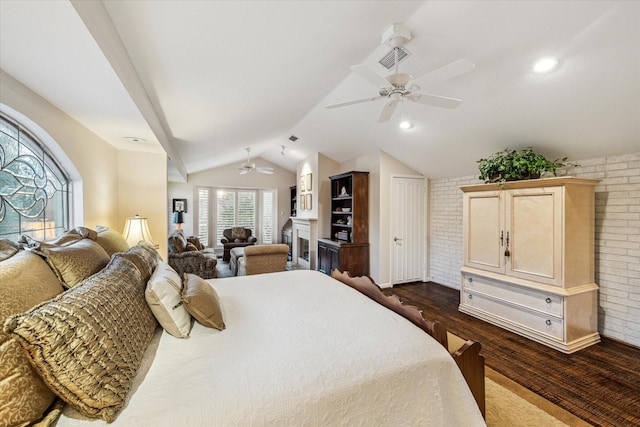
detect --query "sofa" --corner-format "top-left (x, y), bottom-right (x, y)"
top-left (167, 229), bottom-right (217, 279)
top-left (236, 244), bottom-right (289, 276)
top-left (220, 227), bottom-right (257, 262)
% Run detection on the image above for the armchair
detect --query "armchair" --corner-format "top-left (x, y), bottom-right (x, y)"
top-left (168, 230), bottom-right (218, 279)
top-left (221, 227), bottom-right (257, 262)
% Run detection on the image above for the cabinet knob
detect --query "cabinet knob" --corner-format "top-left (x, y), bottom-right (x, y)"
top-left (467, 277), bottom-right (473, 283)
top-left (468, 294), bottom-right (473, 299)
top-left (545, 297), bottom-right (552, 304)
top-left (545, 319), bottom-right (552, 326)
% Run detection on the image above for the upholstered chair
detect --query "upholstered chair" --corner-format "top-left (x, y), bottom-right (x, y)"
top-left (221, 227), bottom-right (257, 262)
top-left (168, 230), bottom-right (218, 279)
top-left (236, 244), bottom-right (289, 276)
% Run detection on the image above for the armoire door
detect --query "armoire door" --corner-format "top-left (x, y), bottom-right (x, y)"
top-left (463, 190), bottom-right (505, 274)
top-left (505, 186), bottom-right (563, 286)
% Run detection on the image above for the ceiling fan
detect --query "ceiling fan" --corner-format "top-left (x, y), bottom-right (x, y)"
top-left (238, 147), bottom-right (274, 175)
top-left (326, 23), bottom-right (475, 122)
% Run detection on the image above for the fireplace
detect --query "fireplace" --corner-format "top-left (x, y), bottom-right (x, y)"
top-left (291, 218), bottom-right (317, 270)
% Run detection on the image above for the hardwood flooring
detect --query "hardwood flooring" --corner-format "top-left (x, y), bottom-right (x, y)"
top-left (390, 281), bottom-right (640, 427)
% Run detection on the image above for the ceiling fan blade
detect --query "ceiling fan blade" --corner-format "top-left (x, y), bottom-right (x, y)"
top-left (408, 93), bottom-right (462, 109)
top-left (351, 64), bottom-right (389, 88)
top-left (256, 167), bottom-right (274, 175)
top-left (239, 168), bottom-right (250, 175)
top-left (326, 95), bottom-right (384, 109)
top-left (410, 59), bottom-right (475, 90)
top-left (378, 98), bottom-right (401, 123)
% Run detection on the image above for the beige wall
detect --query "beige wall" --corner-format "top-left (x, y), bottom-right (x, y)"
top-left (118, 151), bottom-right (168, 258)
top-left (1, 70), bottom-right (168, 258)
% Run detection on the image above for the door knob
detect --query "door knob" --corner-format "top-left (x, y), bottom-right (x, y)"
top-left (393, 237), bottom-right (402, 242)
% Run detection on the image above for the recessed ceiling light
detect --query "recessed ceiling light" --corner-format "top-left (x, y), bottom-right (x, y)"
top-left (399, 120), bottom-right (413, 130)
top-left (533, 57), bottom-right (559, 74)
top-left (124, 137), bottom-right (147, 143)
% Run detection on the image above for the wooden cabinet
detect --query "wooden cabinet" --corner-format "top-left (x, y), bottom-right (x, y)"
top-left (460, 177), bottom-right (600, 353)
top-left (317, 171), bottom-right (369, 276)
top-left (290, 186), bottom-right (297, 217)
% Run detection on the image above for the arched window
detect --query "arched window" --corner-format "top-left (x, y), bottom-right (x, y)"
top-left (0, 113), bottom-right (71, 241)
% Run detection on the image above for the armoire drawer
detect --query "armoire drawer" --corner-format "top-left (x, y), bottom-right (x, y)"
top-left (462, 273), bottom-right (563, 318)
top-left (462, 290), bottom-right (564, 341)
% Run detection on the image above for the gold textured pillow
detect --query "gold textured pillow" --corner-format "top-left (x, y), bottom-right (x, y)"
top-left (37, 239), bottom-right (110, 288)
top-left (0, 332), bottom-right (58, 427)
top-left (20, 229), bottom-right (83, 250)
top-left (117, 242), bottom-right (159, 282)
top-left (182, 274), bottom-right (226, 330)
top-left (0, 249), bottom-right (64, 426)
top-left (94, 226), bottom-right (129, 256)
top-left (0, 239), bottom-right (20, 261)
top-left (4, 255), bottom-right (158, 422)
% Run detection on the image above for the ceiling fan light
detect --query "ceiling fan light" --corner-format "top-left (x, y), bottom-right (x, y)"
top-left (399, 120), bottom-right (413, 130)
top-left (533, 57), bottom-right (559, 73)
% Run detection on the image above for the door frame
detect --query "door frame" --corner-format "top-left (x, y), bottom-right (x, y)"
top-left (389, 174), bottom-right (428, 286)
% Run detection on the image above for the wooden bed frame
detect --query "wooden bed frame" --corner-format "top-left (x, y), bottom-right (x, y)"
top-left (331, 270), bottom-right (486, 418)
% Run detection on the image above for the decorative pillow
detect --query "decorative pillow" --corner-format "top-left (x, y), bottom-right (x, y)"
top-left (0, 239), bottom-right (20, 261)
top-left (146, 261), bottom-right (191, 338)
top-left (0, 249), bottom-right (63, 426)
top-left (185, 242), bottom-right (198, 251)
top-left (182, 274), bottom-right (226, 330)
top-left (20, 229), bottom-right (82, 249)
top-left (117, 242), bottom-right (160, 282)
top-left (0, 250), bottom-right (64, 321)
top-left (4, 255), bottom-right (158, 422)
top-left (0, 332), bottom-right (59, 427)
top-left (94, 226), bottom-right (129, 255)
top-left (35, 239), bottom-right (110, 288)
top-left (186, 236), bottom-right (204, 251)
top-left (231, 227), bottom-right (247, 240)
top-left (73, 226), bottom-right (98, 240)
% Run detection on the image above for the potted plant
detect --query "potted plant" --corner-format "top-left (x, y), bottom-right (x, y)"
top-left (477, 147), bottom-right (568, 186)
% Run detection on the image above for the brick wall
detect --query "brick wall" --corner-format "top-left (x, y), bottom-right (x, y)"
top-left (428, 152), bottom-right (640, 348)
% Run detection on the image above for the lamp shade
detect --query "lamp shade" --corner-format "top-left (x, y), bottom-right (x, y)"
top-left (173, 211), bottom-right (184, 224)
top-left (122, 215), bottom-right (157, 247)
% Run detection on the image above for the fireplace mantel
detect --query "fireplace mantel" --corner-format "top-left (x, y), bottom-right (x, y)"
top-left (291, 218), bottom-right (317, 270)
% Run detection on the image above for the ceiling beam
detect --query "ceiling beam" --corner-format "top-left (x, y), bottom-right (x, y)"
top-left (70, 0), bottom-right (188, 181)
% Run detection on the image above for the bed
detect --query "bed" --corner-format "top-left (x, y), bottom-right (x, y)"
top-left (52, 269), bottom-right (485, 426)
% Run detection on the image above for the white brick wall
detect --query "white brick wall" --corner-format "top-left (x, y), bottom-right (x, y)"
top-left (428, 152), bottom-right (640, 348)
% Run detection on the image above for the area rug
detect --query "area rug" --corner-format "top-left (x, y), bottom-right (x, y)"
top-left (486, 367), bottom-right (591, 427)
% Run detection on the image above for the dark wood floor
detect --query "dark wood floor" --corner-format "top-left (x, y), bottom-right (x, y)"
top-left (390, 281), bottom-right (640, 427)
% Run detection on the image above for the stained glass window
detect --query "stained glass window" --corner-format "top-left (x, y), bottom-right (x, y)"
top-left (0, 114), bottom-right (70, 241)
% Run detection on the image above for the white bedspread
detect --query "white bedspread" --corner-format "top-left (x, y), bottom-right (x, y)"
top-left (57, 270), bottom-right (484, 426)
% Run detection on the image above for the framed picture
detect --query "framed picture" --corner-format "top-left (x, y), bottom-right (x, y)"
top-left (299, 194), bottom-right (305, 210)
top-left (306, 194), bottom-right (312, 210)
top-left (300, 176), bottom-right (306, 193)
top-left (172, 198), bottom-right (187, 213)
top-left (305, 173), bottom-right (312, 191)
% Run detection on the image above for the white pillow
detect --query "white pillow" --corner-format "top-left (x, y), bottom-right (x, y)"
top-left (145, 261), bottom-right (192, 338)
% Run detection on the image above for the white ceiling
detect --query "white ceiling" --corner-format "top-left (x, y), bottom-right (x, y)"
top-left (1, 1), bottom-right (638, 182)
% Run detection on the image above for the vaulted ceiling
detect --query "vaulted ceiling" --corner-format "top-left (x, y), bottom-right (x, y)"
top-left (1, 1), bottom-right (638, 182)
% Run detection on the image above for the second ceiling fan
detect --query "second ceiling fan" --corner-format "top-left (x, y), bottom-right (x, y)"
top-left (238, 147), bottom-right (274, 175)
top-left (326, 23), bottom-right (475, 122)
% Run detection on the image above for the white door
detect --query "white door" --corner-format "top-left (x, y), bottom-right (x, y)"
top-left (391, 176), bottom-right (425, 285)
